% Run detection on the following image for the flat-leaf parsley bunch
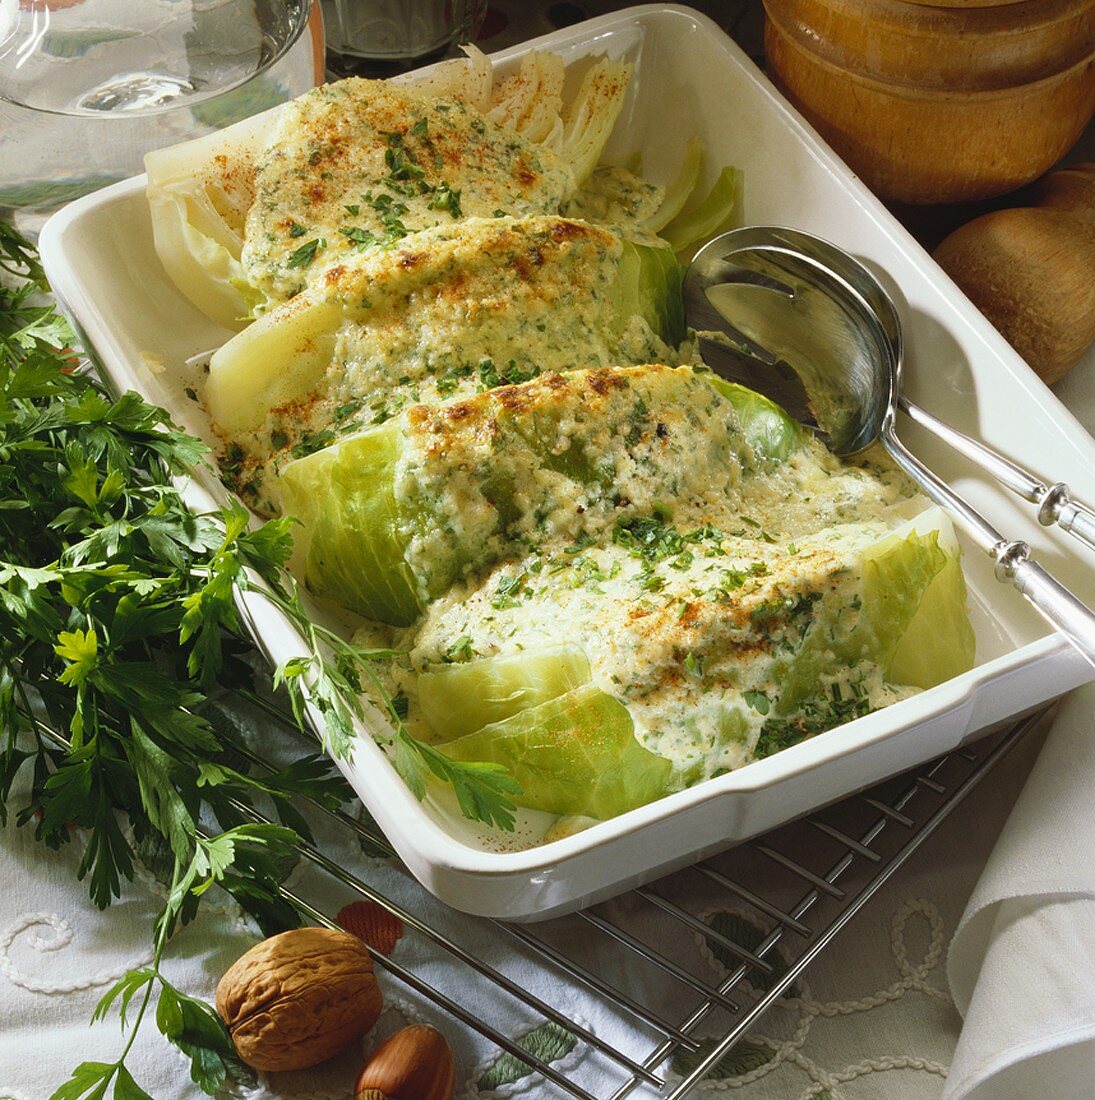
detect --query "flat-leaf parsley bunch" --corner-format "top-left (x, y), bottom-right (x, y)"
top-left (0, 225), bottom-right (516, 1098)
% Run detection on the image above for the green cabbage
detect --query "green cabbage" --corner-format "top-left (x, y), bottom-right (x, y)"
top-left (705, 375), bottom-right (802, 467)
top-left (887, 512), bottom-right (976, 688)
top-left (440, 685), bottom-right (673, 818)
top-left (773, 507), bottom-right (974, 712)
top-left (419, 646), bottom-right (591, 741)
top-left (278, 365), bottom-right (754, 625)
top-left (644, 137), bottom-right (703, 233)
top-left (276, 421), bottom-right (424, 625)
top-left (614, 240), bottom-right (686, 348)
top-left (144, 107), bottom-right (280, 329)
top-left (661, 166), bottom-right (743, 257)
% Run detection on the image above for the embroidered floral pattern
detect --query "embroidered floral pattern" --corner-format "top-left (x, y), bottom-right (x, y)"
top-left (0, 912), bottom-right (153, 995)
top-left (679, 898), bottom-right (954, 1097)
top-left (474, 1021), bottom-right (578, 1093)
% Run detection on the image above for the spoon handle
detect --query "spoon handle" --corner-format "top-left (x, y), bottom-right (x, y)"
top-left (899, 395), bottom-right (1095, 554)
top-left (997, 548), bottom-right (1095, 665)
top-left (881, 423), bottom-right (1095, 669)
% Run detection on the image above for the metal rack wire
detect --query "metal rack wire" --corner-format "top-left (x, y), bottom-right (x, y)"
top-left (222, 703), bottom-right (1044, 1098)
top-left (38, 705), bottom-right (1042, 1096)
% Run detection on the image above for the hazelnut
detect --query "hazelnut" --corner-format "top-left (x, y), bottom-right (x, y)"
top-left (215, 926), bottom-right (383, 1071)
top-left (355, 1024), bottom-right (455, 1100)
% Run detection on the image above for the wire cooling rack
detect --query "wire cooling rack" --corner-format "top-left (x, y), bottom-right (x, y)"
top-left (216, 701), bottom-right (1044, 1098)
top-left (38, 696), bottom-right (1042, 1096)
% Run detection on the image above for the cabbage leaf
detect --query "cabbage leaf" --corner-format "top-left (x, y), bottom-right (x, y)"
top-left (440, 685), bottom-right (673, 818)
top-left (419, 646), bottom-right (592, 741)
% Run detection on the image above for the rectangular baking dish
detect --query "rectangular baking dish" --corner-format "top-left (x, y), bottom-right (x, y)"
top-left (40, 4), bottom-right (1095, 921)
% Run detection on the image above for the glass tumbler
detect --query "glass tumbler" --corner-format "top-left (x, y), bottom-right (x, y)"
top-left (0, 0), bottom-right (325, 229)
top-left (321, 0), bottom-right (486, 72)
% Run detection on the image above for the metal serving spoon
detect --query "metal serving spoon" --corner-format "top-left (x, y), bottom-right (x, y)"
top-left (685, 225), bottom-right (1095, 667)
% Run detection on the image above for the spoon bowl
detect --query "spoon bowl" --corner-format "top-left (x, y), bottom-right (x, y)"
top-left (686, 226), bottom-right (894, 455)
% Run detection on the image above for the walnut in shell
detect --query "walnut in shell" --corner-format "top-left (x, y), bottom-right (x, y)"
top-left (215, 926), bottom-right (383, 1071)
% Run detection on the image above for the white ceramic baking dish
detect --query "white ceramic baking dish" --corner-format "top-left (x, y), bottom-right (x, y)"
top-left (40, 4), bottom-right (1094, 921)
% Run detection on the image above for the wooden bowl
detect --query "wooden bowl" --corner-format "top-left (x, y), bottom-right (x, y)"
top-left (763, 0), bottom-right (1095, 204)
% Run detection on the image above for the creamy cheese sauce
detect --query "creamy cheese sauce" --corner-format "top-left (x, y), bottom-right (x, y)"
top-left (565, 165), bottom-right (665, 245)
top-left (222, 217), bottom-right (676, 512)
top-left (390, 365), bottom-right (744, 595)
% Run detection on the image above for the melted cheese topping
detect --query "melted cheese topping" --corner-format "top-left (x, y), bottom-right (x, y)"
top-left (224, 217), bottom-right (674, 510)
top-left (566, 165), bottom-right (665, 245)
top-left (389, 419), bottom-right (920, 785)
top-left (243, 78), bottom-right (576, 302)
top-left (391, 365), bottom-right (745, 589)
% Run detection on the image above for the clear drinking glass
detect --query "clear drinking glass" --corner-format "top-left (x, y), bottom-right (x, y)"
top-left (321, 0), bottom-right (486, 74)
top-left (0, 0), bottom-right (324, 228)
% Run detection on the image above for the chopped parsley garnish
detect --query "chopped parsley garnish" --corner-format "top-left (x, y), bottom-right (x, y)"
top-left (491, 571), bottom-right (531, 610)
top-left (443, 636), bottom-right (474, 663)
top-left (429, 181), bottom-right (463, 218)
top-left (755, 679), bottom-right (874, 758)
top-left (333, 396), bottom-right (365, 424)
top-left (384, 131), bottom-right (425, 182)
top-left (286, 237), bottom-right (324, 269)
top-left (220, 440), bottom-right (246, 482)
top-left (340, 225), bottom-right (378, 250)
top-left (288, 221), bottom-right (307, 238)
top-left (613, 515), bottom-right (684, 563)
top-left (743, 689), bottom-right (770, 714)
top-left (476, 358), bottom-right (541, 391)
top-left (564, 531), bottom-right (597, 555)
top-left (750, 589), bottom-right (821, 626)
top-left (290, 426), bottom-right (337, 458)
top-left (435, 362), bottom-right (475, 396)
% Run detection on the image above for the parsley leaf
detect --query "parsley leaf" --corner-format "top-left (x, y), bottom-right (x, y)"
top-left (286, 238), bottom-right (323, 269)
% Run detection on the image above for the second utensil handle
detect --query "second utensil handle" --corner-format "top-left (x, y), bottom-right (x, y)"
top-left (1041, 490), bottom-right (1095, 553)
top-left (900, 396), bottom-right (1095, 554)
top-left (997, 544), bottom-right (1095, 669)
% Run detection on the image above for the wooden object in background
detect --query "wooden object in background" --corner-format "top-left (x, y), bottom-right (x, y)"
top-left (933, 164), bottom-right (1095, 384)
top-left (763, 0), bottom-right (1095, 204)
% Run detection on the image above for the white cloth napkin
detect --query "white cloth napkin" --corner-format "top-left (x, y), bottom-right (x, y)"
top-left (943, 684), bottom-right (1095, 1100)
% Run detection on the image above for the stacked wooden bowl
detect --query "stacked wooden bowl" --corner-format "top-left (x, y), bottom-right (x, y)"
top-left (763, 0), bottom-right (1095, 204)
